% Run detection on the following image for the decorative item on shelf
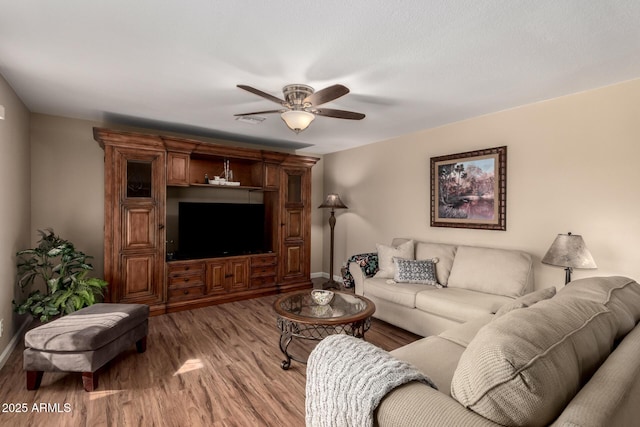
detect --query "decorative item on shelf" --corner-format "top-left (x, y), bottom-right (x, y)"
top-left (207, 159), bottom-right (240, 186)
top-left (319, 193), bottom-right (348, 290)
top-left (311, 290), bottom-right (334, 306)
top-left (542, 232), bottom-right (597, 284)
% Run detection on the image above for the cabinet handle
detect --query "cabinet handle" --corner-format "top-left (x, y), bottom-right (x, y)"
top-left (184, 278), bottom-right (189, 282)
top-left (183, 290), bottom-right (189, 295)
top-left (159, 224), bottom-right (165, 230)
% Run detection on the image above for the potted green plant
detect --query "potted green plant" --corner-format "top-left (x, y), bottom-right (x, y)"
top-left (13, 229), bottom-right (108, 322)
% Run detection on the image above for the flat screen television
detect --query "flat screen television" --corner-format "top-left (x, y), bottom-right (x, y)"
top-left (178, 202), bottom-right (266, 259)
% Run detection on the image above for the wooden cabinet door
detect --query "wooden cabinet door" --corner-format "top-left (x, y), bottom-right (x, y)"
top-left (263, 162), bottom-right (280, 190)
top-left (110, 148), bottom-right (166, 305)
top-left (279, 168), bottom-right (310, 284)
top-left (167, 152), bottom-right (190, 186)
top-left (205, 260), bottom-right (227, 294)
top-left (227, 258), bottom-right (249, 291)
top-left (206, 258), bottom-right (249, 294)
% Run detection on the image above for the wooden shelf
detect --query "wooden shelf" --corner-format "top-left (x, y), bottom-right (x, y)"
top-left (190, 183), bottom-right (263, 191)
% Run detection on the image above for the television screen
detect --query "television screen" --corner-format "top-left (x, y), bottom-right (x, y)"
top-left (178, 202), bottom-right (266, 259)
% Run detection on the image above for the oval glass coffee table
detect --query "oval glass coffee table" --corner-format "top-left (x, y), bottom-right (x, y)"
top-left (273, 289), bottom-right (376, 369)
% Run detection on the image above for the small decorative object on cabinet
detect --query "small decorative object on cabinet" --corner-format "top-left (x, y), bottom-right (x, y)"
top-left (94, 127), bottom-right (318, 315)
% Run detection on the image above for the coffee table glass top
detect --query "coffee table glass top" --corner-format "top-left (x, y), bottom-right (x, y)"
top-left (274, 290), bottom-right (375, 324)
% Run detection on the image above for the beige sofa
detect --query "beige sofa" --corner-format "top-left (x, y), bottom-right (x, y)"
top-left (348, 238), bottom-right (534, 336)
top-left (307, 276), bottom-right (640, 426)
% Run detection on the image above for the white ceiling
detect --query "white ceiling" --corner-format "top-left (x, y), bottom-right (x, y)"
top-left (1, 1), bottom-right (639, 154)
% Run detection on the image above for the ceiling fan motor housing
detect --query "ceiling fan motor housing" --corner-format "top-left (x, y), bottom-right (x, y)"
top-left (283, 84), bottom-right (314, 109)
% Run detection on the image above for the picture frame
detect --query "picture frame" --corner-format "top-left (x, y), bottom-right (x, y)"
top-left (430, 146), bottom-right (507, 230)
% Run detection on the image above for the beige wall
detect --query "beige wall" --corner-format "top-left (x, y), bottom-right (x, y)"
top-left (30, 114), bottom-right (106, 278)
top-left (0, 74), bottom-right (31, 358)
top-left (323, 78), bottom-right (640, 289)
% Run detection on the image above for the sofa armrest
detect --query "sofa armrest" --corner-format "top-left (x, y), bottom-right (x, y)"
top-left (377, 382), bottom-right (498, 427)
top-left (349, 262), bottom-right (366, 295)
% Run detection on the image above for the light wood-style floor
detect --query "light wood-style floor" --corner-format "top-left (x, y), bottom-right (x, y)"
top-left (0, 292), bottom-right (419, 427)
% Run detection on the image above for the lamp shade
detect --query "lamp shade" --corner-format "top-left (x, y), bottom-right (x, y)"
top-left (281, 110), bottom-right (315, 133)
top-left (541, 233), bottom-right (597, 269)
top-left (319, 193), bottom-right (348, 210)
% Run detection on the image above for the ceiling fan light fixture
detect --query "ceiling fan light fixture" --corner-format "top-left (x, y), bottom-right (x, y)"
top-left (281, 110), bottom-right (315, 134)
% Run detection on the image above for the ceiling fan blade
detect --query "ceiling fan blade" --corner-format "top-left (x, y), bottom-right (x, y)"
top-left (304, 84), bottom-right (350, 106)
top-left (237, 85), bottom-right (286, 105)
top-left (234, 110), bottom-right (282, 116)
top-left (314, 108), bottom-right (365, 120)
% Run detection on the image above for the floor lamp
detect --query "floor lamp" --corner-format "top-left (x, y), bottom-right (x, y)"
top-left (319, 193), bottom-right (348, 289)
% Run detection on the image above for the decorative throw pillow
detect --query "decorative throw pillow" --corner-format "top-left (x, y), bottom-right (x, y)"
top-left (393, 257), bottom-right (442, 287)
top-left (342, 252), bottom-right (379, 288)
top-left (493, 286), bottom-right (557, 318)
top-left (374, 240), bottom-right (415, 279)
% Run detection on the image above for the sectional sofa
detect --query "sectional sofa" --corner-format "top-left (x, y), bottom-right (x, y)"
top-left (308, 274), bottom-right (640, 426)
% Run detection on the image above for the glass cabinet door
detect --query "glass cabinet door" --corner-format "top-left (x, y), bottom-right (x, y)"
top-left (126, 160), bottom-right (153, 198)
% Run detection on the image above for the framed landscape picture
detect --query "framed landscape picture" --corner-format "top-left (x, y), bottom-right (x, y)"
top-left (430, 146), bottom-right (507, 230)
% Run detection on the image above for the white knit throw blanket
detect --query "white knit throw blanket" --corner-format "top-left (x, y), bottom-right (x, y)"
top-left (305, 334), bottom-right (436, 427)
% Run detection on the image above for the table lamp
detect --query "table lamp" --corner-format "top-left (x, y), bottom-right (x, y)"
top-left (541, 232), bottom-right (597, 284)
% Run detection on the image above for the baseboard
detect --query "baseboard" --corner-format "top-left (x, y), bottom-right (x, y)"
top-left (0, 317), bottom-right (31, 371)
top-left (310, 272), bottom-right (342, 282)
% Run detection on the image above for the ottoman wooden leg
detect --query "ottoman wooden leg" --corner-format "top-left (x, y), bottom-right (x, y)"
top-left (136, 336), bottom-right (147, 353)
top-left (26, 371), bottom-right (43, 390)
top-left (82, 372), bottom-right (98, 392)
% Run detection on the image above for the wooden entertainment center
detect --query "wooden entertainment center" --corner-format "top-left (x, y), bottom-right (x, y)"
top-left (93, 127), bottom-right (319, 315)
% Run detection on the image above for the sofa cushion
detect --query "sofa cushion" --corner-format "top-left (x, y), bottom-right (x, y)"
top-left (494, 286), bottom-right (556, 318)
top-left (415, 288), bottom-right (512, 323)
top-left (364, 277), bottom-right (436, 308)
top-left (393, 257), bottom-right (441, 287)
top-left (415, 242), bottom-right (457, 286)
top-left (390, 336), bottom-right (466, 394)
top-left (438, 314), bottom-right (493, 348)
top-left (447, 246), bottom-right (532, 297)
top-left (556, 276), bottom-right (640, 339)
top-left (374, 240), bottom-right (415, 279)
top-left (450, 297), bottom-right (617, 427)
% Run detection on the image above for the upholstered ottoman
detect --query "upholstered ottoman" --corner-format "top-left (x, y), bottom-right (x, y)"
top-left (23, 303), bottom-right (149, 392)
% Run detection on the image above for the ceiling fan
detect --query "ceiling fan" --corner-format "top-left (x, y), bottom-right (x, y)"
top-left (235, 84), bottom-right (365, 134)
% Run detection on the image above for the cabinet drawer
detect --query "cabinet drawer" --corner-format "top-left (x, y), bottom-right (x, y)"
top-left (250, 275), bottom-right (276, 288)
top-left (251, 254), bottom-right (277, 267)
top-left (251, 264), bottom-right (277, 277)
top-left (168, 272), bottom-right (204, 288)
top-left (168, 285), bottom-right (205, 300)
top-left (168, 262), bottom-right (205, 276)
